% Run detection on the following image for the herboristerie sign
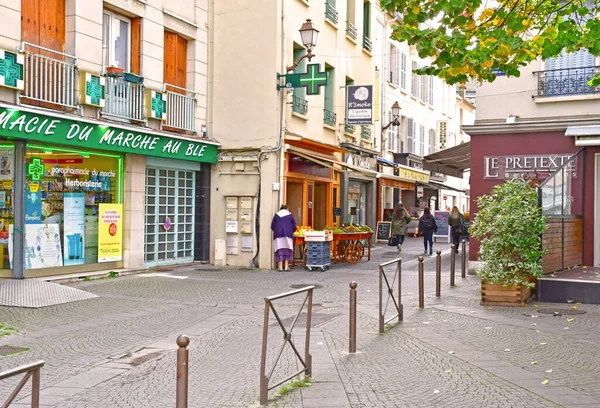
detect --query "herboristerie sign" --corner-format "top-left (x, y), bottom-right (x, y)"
top-left (0, 107), bottom-right (218, 163)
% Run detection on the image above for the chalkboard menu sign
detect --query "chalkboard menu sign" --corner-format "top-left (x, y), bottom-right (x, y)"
top-left (376, 221), bottom-right (392, 242)
top-left (333, 207), bottom-right (343, 217)
top-left (433, 211), bottom-right (451, 242)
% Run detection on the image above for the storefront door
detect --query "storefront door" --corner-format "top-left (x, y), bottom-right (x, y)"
top-left (144, 167), bottom-right (195, 266)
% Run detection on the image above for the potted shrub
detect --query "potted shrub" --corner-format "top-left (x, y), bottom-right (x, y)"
top-left (470, 177), bottom-right (547, 306)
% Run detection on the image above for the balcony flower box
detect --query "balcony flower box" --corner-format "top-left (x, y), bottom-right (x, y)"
top-left (106, 66), bottom-right (125, 77)
top-left (123, 73), bottom-right (144, 84)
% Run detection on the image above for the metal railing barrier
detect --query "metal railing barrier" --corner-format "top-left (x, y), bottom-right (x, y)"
top-left (176, 335), bottom-right (190, 408)
top-left (418, 256), bottom-right (424, 308)
top-left (461, 239), bottom-right (467, 278)
top-left (259, 286), bottom-right (314, 406)
top-left (349, 281), bottom-right (357, 353)
top-left (450, 244), bottom-right (456, 287)
top-left (19, 42), bottom-right (78, 108)
top-left (378, 258), bottom-right (403, 334)
top-left (0, 360), bottom-right (45, 407)
top-left (164, 83), bottom-right (197, 132)
top-left (103, 75), bottom-right (145, 122)
top-left (436, 250), bottom-right (442, 297)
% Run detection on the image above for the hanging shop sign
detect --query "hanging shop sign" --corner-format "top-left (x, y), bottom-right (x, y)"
top-left (344, 153), bottom-right (377, 171)
top-left (98, 203), bottom-right (123, 262)
top-left (0, 108), bottom-right (219, 163)
top-left (147, 90), bottom-right (167, 121)
top-left (346, 85), bottom-right (373, 125)
top-left (0, 50), bottom-right (25, 91)
top-left (278, 63), bottom-right (328, 95)
top-left (398, 166), bottom-right (429, 184)
top-left (80, 72), bottom-right (106, 108)
top-left (484, 154), bottom-right (576, 179)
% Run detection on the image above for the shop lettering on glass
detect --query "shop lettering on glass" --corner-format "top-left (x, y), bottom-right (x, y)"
top-left (345, 154), bottom-right (376, 171)
top-left (484, 154), bottom-right (577, 179)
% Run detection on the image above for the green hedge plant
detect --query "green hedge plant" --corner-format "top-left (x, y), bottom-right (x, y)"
top-left (470, 178), bottom-right (547, 288)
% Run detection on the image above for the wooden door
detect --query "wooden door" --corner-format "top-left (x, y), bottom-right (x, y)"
top-left (163, 31), bottom-right (187, 92)
top-left (287, 181), bottom-right (303, 226)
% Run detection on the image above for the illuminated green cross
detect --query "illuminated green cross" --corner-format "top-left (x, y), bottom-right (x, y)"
top-left (86, 75), bottom-right (105, 106)
top-left (0, 51), bottom-right (24, 89)
top-left (27, 157), bottom-right (44, 182)
top-left (299, 63), bottom-right (328, 95)
top-left (151, 91), bottom-right (166, 119)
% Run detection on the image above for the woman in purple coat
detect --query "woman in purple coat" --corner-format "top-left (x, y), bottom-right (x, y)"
top-left (271, 205), bottom-right (297, 271)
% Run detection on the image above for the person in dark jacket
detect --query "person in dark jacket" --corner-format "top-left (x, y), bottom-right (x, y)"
top-left (418, 207), bottom-right (437, 255)
top-left (271, 204), bottom-right (297, 271)
top-left (391, 203), bottom-right (412, 252)
top-left (448, 206), bottom-right (464, 253)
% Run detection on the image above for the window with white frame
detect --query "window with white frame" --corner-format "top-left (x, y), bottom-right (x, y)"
top-left (400, 53), bottom-right (407, 90)
top-left (103, 11), bottom-right (131, 71)
top-left (389, 44), bottom-right (399, 85)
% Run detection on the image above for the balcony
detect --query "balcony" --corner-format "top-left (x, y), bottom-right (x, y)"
top-left (292, 95), bottom-right (308, 115)
top-left (19, 43), bottom-right (78, 109)
top-left (363, 36), bottom-right (372, 52)
top-left (535, 66), bottom-right (600, 97)
top-left (346, 22), bottom-right (357, 41)
top-left (360, 125), bottom-right (371, 141)
top-left (102, 75), bottom-right (145, 123)
top-left (164, 84), bottom-right (197, 133)
top-left (323, 109), bottom-right (336, 126)
top-left (325, 2), bottom-right (338, 24)
top-left (344, 124), bottom-right (355, 136)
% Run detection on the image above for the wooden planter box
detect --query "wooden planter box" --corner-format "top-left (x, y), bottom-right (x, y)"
top-left (481, 280), bottom-right (532, 306)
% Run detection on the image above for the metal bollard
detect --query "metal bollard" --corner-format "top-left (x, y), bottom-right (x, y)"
top-left (461, 239), bottom-right (467, 278)
top-left (349, 281), bottom-right (357, 353)
top-left (176, 335), bottom-right (190, 408)
top-left (418, 256), bottom-right (424, 308)
top-left (450, 244), bottom-right (456, 287)
top-left (435, 250), bottom-right (441, 297)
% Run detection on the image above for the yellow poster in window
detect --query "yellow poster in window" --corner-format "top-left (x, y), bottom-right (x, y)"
top-left (98, 203), bottom-right (123, 262)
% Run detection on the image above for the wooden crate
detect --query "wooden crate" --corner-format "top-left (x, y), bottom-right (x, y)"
top-left (480, 280), bottom-right (532, 306)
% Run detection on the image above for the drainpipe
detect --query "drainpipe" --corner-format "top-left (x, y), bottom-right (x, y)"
top-left (278, 0), bottom-right (287, 206)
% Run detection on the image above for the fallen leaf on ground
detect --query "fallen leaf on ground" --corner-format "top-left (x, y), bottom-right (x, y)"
top-left (433, 390), bottom-right (440, 394)
top-left (531, 323), bottom-right (537, 326)
top-left (564, 327), bottom-right (570, 330)
top-left (534, 304), bottom-right (539, 307)
top-left (488, 307), bottom-right (492, 310)
top-left (546, 369), bottom-right (553, 373)
top-left (445, 370), bottom-right (451, 374)
top-left (567, 318), bottom-right (574, 322)
top-left (505, 349), bottom-right (511, 352)
top-left (572, 306), bottom-right (577, 309)
top-left (531, 361), bottom-right (538, 365)
top-left (531, 315), bottom-right (538, 318)
top-left (485, 327), bottom-right (492, 330)
top-left (227, 288), bottom-right (232, 291)
top-left (448, 351), bottom-right (455, 354)
top-left (540, 342), bottom-right (547, 346)
top-left (536, 330), bottom-right (540, 333)
top-left (423, 321), bottom-right (431, 324)
top-left (541, 379), bottom-right (549, 385)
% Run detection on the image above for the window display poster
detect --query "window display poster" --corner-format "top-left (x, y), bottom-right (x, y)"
top-left (24, 224), bottom-right (63, 269)
top-left (0, 191), bottom-right (5, 209)
top-left (25, 188), bottom-right (42, 224)
top-left (0, 148), bottom-right (13, 180)
top-left (98, 203), bottom-right (123, 262)
top-left (63, 192), bottom-right (85, 266)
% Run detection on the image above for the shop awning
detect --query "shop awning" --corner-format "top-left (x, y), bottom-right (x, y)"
top-left (286, 146), bottom-right (349, 172)
top-left (565, 125), bottom-right (600, 146)
top-left (428, 181), bottom-right (467, 193)
top-left (423, 142), bottom-right (470, 178)
top-left (377, 173), bottom-right (414, 190)
top-left (377, 157), bottom-right (398, 167)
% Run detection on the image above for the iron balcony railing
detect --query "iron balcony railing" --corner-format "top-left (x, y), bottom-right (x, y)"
top-left (164, 84), bottom-right (196, 132)
top-left (344, 123), bottom-right (355, 135)
top-left (103, 75), bottom-right (145, 123)
top-left (346, 22), bottom-right (357, 40)
top-left (535, 65), bottom-right (600, 97)
top-left (363, 36), bottom-right (373, 52)
top-left (19, 42), bottom-right (78, 108)
top-left (292, 95), bottom-right (308, 115)
top-left (325, 2), bottom-right (338, 24)
top-left (323, 109), bottom-right (336, 126)
top-left (361, 125), bottom-right (371, 140)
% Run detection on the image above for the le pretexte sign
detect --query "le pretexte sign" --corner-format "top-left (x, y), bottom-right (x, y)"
top-left (0, 108), bottom-right (218, 163)
top-left (484, 154), bottom-right (576, 179)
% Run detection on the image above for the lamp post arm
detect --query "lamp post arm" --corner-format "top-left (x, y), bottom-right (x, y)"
top-left (381, 118), bottom-right (399, 131)
top-left (286, 50), bottom-right (315, 72)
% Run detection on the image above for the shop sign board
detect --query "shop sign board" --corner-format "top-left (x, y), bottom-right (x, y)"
top-left (25, 187), bottom-right (42, 224)
top-left (484, 154), bottom-right (576, 179)
top-left (0, 108), bottom-right (219, 164)
top-left (345, 153), bottom-right (377, 171)
top-left (376, 221), bottom-right (391, 242)
top-left (98, 203), bottom-right (123, 262)
top-left (346, 85), bottom-right (373, 125)
top-left (398, 166), bottom-right (429, 183)
top-left (433, 211), bottom-right (451, 243)
top-left (0, 50), bottom-right (25, 91)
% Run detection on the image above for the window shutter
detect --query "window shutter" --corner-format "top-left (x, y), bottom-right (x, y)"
top-left (411, 61), bottom-right (417, 96)
top-left (419, 124), bottom-right (425, 156)
top-left (406, 117), bottom-right (414, 154)
top-left (387, 111), bottom-right (393, 150)
top-left (389, 44), bottom-right (394, 82)
top-left (164, 31), bottom-right (188, 91)
top-left (130, 17), bottom-right (141, 75)
top-left (400, 53), bottom-right (406, 89)
top-left (395, 49), bottom-right (400, 86)
top-left (429, 128), bottom-right (436, 153)
top-left (428, 76), bottom-right (434, 105)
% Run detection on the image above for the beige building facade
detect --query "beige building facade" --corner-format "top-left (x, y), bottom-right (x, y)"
top-left (0, 0), bottom-right (216, 278)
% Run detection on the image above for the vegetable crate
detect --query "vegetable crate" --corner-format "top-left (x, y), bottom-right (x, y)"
top-left (304, 230), bottom-right (333, 242)
top-left (305, 241), bottom-right (331, 272)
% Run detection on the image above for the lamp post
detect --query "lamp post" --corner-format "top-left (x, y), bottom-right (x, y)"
top-left (286, 19), bottom-right (320, 72)
top-left (382, 101), bottom-right (401, 131)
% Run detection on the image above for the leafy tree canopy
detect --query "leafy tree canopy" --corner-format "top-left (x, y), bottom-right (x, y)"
top-left (381, 0), bottom-right (600, 84)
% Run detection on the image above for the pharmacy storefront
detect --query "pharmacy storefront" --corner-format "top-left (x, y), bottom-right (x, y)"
top-left (0, 105), bottom-right (218, 278)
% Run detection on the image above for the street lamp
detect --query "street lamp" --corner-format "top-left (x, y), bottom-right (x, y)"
top-left (286, 19), bottom-right (320, 72)
top-left (382, 101), bottom-right (401, 130)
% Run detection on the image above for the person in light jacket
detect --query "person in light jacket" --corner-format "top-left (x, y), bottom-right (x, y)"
top-left (271, 205), bottom-right (297, 272)
top-left (448, 206), bottom-right (464, 253)
top-left (391, 203), bottom-right (412, 252)
top-left (418, 207), bottom-right (438, 255)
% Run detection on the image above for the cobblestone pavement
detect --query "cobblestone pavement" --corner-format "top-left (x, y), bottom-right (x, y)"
top-left (0, 236), bottom-right (598, 407)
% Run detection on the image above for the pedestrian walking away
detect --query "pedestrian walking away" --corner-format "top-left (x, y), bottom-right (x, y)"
top-left (391, 202), bottom-right (412, 252)
top-left (448, 206), bottom-right (464, 253)
top-left (418, 207), bottom-right (437, 255)
top-left (271, 204), bottom-right (297, 272)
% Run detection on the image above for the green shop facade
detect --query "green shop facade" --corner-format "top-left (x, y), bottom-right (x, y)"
top-left (0, 104), bottom-right (218, 279)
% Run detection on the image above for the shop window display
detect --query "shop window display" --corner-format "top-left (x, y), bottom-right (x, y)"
top-left (24, 146), bottom-right (123, 270)
top-left (0, 144), bottom-right (15, 270)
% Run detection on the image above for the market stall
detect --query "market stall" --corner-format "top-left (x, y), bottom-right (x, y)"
top-left (293, 225), bottom-right (373, 266)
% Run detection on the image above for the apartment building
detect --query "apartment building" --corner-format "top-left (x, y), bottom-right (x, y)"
top-left (0, 0), bottom-right (216, 278)
top-left (464, 45), bottom-right (600, 301)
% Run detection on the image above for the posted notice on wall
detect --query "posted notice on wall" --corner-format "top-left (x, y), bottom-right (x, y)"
top-left (98, 203), bottom-right (123, 262)
top-left (63, 192), bottom-right (85, 266)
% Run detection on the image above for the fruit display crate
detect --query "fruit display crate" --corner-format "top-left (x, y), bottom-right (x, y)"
top-left (304, 230), bottom-right (333, 242)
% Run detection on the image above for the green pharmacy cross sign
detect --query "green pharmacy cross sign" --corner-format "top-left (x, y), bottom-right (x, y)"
top-left (27, 157), bottom-right (44, 182)
top-left (151, 91), bottom-right (167, 120)
top-left (0, 50), bottom-right (24, 90)
top-left (278, 63), bottom-right (328, 95)
top-left (85, 74), bottom-right (106, 107)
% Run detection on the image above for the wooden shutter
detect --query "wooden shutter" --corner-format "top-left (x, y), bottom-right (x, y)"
top-left (164, 31), bottom-right (187, 92)
top-left (21, 0), bottom-right (40, 46)
top-left (130, 17), bottom-right (141, 75)
top-left (22, 0), bottom-right (65, 52)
